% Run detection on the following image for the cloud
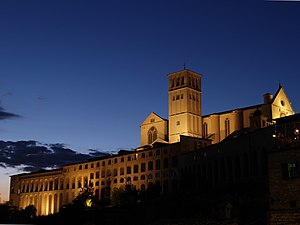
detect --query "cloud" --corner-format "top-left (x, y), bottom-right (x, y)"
top-left (0, 140), bottom-right (109, 172)
top-left (37, 96), bottom-right (46, 101)
top-left (0, 106), bottom-right (20, 120)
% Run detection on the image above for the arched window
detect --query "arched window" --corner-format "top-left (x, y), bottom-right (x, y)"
top-left (203, 122), bottom-right (208, 138)
top-left (225, 118), bottom-right (230, 137)
top-left (148, 127), bottom-right (158, 144)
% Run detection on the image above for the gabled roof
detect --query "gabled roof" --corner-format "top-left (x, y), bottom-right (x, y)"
top-left (271, 85), bottom-right (294, 111)
top-left (140, 112), bottom-right (167, 126)
top-left (203, 85), bottom-right (293, 118)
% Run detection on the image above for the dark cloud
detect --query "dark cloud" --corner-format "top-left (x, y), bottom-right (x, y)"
top-left (88, 149), bottom-right (109, 157)
top-left (0, 106), bottom-right (20, 120)
top-left (0, 140), bottom-right (109, 172)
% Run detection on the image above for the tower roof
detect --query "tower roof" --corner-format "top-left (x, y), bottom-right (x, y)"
top-left (166, 69), bottom-right (203, 77)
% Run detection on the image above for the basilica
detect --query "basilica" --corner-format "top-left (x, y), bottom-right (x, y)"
top-left (9, 69), bottom-right (299, 224)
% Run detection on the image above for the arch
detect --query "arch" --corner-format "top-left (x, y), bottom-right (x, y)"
top-left (148, 126), bottom-right (158, 144)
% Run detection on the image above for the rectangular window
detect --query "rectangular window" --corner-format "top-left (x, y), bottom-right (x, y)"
top-left (90, 173), bottom-right (94, 179)
top-left (283, 162), bottom-right (298, 179)
top-left (113, 168), bottom-right (118, 176)
top-left (148, 161), bottom-right (153, 171)
top-left (127, 166), bottom-right (132, 174)
top-left (156, 159), bottom-right (161, 170)
top-left (96, 172), bottom-right (99, 179)
top-left (141, 163), bottom-right (146, 172)
top-left (134, 164), bottom-right (139, 173)
top-left (120, 167), bottom-right (124, 175)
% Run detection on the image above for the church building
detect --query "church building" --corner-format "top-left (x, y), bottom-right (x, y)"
top-left (140, 69), bottom-right (294, 146)
top-left (9, 69), bottom-right (295, 217)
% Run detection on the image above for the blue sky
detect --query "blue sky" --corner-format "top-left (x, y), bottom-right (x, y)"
top-left (0, 0), bottom-right (300, 201)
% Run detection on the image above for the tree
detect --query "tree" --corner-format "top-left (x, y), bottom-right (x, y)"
top-left (71, 187), bottom-right (97, 210)
top-left (23, 204), bottom-right (37, 219)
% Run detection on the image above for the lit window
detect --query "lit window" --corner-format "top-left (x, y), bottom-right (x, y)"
top-left (283, 162), bottom-right (298, 179)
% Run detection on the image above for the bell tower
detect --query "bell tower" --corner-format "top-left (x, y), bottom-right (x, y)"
top-left (168, 69), bottom-right (203, 143)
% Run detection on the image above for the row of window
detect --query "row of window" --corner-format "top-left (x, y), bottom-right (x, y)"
top-left (77, 149), bottom-right (171, 171)
top-left (16, 157), bottom-right (178, 194)
top-left (17, 170), bottom-right (178, 193)
top-left (202, 118), bottom-right (231, 139)
top-left (170, 76), bottom-right (199, 90)
top-left (188, 151), bottom-right (262, 184)
top-left (171, 94), bottom-right (199, 101)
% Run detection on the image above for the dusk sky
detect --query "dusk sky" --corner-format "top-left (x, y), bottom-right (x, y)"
top-left (0, 0), bottom-right (300, 201)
